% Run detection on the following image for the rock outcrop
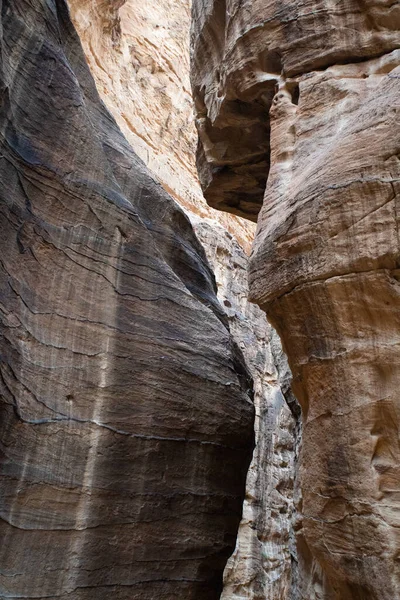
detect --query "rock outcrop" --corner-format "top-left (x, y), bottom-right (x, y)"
top-left (0, 2), bottom-right (255, 598)
top-left (191, 0), bottom-right (399, 222)
top-left (192, 1), bottom-right (400, 598)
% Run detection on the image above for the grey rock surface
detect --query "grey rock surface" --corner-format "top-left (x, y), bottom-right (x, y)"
top-left (0, 2), bottom-right (254, 598)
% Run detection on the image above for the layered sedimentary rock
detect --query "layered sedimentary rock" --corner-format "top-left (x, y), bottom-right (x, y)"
top-left (68, 0), bottom-right (255, 252)
top-left (192, 1), bottom-right (400, 598)
top-left (0, 2), bottom-right (255, 598)
top-left (194, 219), bottom-right (300, 600)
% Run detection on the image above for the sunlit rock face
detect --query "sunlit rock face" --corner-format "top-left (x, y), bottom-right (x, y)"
top-left (252, 51), bottom-right (400, 600)
top-left (68, 0), bottom-right (255, 252)
top-left (0, 2), bottom-right (255, 598)
top-left (191, 0), bottom-right (400, 598)
top-left (191, 0), bottom-right (399, 221)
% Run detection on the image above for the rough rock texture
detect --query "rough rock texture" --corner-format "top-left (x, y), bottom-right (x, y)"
top-left (191, 0), bottom-right (400, 221)
top-left (0, 2), bottom-right (255, 598)
top-left (252, 50), bottom-right (400, 600)
top-left (68, 0), bottom-right (255, 252)
top-left (194, 219), bottom-right (300, 600)
top-left (192, 1), bottom-right (400, 598)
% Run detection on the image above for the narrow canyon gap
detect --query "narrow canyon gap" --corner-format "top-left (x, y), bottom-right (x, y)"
top-left (191, 0), bottom-right (400, 598)
top-left (66, 2), bottom-right (302, 597)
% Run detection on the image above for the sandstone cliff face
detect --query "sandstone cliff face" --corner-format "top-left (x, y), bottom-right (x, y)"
top-left (192, 1), bottom-right (400, 598)
top-left (191, 0), bottom-right (399, 222)
top-left (68, 0), bottom-right (255, 252)
top-left (0, 2), bottom-right (255, 598)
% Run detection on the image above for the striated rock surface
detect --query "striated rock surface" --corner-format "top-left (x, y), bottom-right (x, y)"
top-left (194, 219), bottom-right (300, 600)
top-left (192, 1), bottom-right (400, 598)
top-left (252, 50), bottom-right (400, 600)
top-left (0, 2), bottom-right (255, 598)
top-left (68, 0), bottom-right (255, 252)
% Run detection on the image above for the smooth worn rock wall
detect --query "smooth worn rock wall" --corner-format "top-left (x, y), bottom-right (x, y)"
top-left (68, 0), bottom-right (255, 252)
top-left (0, 2), bottom-right (255, 598)
top-left (191, 0), bottom-right (400, 598)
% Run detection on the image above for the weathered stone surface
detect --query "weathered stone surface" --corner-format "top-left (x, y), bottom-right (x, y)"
top-left (252, 51), bottom-right (400, 598)
top-left (0, 2), bottom-right (255, 598)
top-left (194, 219), bottom-right (300, 600)
top-left (191, 1), bottom-right (400, 598)
top-left (68, 0), bottom-right (255, 252)
top-left (191, 0), bottom-right (400, 220)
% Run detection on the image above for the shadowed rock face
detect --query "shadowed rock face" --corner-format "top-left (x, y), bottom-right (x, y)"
top-left (191, 1), bottom-right (400, 598)
top-left (193, 218), bottom-right (300, 600)
top-left (0, 2), bottom-right (255, 598)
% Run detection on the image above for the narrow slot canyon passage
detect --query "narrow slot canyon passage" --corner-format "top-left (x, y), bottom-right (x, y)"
top-left (0, 1), bottom-right (399, 600)
top-left (68, 0), bottom-right (303, 596)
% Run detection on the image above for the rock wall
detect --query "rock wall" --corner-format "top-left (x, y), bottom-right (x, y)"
top-left (194, 219), bottom-right (300, 600)
top-left (68, 0), bottom-right (255, 252)
top-left (191, 1), bottom-right (400, 598)
top-left (0, 2), bottom-right (255, 598)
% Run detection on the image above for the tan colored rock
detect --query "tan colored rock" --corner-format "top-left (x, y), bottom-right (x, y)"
top-left (191, 0), bottom-right (400, 598)
top-left (69, 0), bottom-right (255, 252)
top-left (252, 50), bottom-right (400, 600)
top-left (191, 0), bottom-right (400, 221)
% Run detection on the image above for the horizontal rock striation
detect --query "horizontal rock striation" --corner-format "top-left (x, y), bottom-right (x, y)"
top-left (191, 0), bottom-right (400, 598)
top-left (0, 2), bottom-right (255, 598)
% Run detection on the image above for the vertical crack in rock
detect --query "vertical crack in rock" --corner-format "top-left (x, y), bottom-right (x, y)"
top-left (194, 219), bottom-right (301, 600)
top-left (191, 0), bottom-right (400, 598)
top-left (0, 1), bottom-right (256, 598)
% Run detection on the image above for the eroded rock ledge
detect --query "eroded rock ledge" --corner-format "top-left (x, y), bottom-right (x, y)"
top-left (191, 0), bottom-right (400, 221)
top-left (191, 1), bottom-right (400, 598)
top-left (0, 2), bottom-right (255, 598)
